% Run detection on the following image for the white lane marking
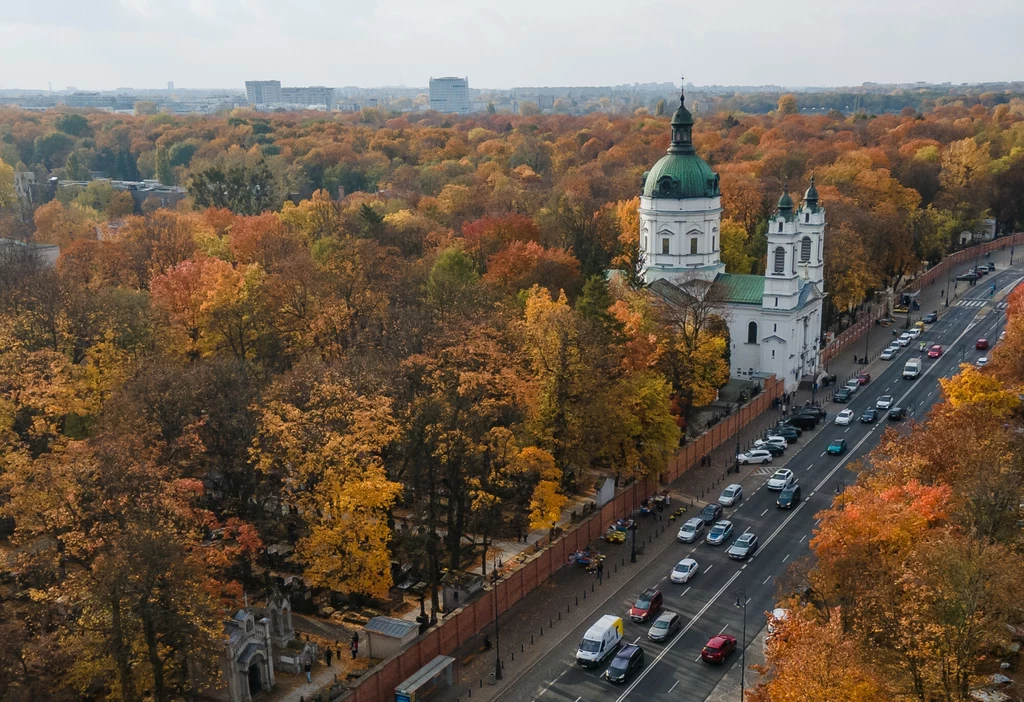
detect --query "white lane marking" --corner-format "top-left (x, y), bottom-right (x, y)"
top-left (574, 697), bottom-right (582, 702)
top-left (537, 670), bottom-right (566, 698)
top-left (819, 451), bottom-right (826, 457)
top-left (705, 565), bottom-right (713, 574)
top-left (668, 680), bottom-right (679, 693)
top-left (681, 587), bottom-right (690, 598)
top-left (800, 534), bottom-right (808, 543)
top-left (616, 569), bottom-right (743, 701)
top-left (746, 597), bottom-right (752, 605)
top-left (760, 509), bottom-right (768, 516)
top-left (763, 575), bottom-right (772, 585)
top-left (718, 624), bottom-right (728, 634)
top-left (782, 553), bottom-right (790, 563)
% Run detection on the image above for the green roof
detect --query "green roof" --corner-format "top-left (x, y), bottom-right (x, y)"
top-left (643, 153), bottom-right (720, 199)
top-left (715, 273), bottom-right (764, 305)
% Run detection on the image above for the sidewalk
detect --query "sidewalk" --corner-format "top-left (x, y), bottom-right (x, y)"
top-left (705, 625), bottom-right (768, 702)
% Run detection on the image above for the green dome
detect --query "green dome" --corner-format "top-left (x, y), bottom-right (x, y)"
top-left (643, 153), bottom-right (721, 199)
top-left (777, 185), bottom-right (794, 211)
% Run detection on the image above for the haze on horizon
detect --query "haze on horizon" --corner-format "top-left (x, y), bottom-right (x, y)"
top-left (1, 0), bottom-right (1022, 91)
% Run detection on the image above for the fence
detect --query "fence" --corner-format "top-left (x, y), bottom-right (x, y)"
top-left (338, 375), bottom-right (783, 702)
top-left (820, 233), bottom-right (1024, 365)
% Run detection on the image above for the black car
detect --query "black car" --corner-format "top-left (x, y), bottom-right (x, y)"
top-left (773, 424), bottom-right (802, 438)
top-left (860, 408), bottom-right (878, 423)
top-left (760, 442), bottom-right (785, 457)
top-left (888, 407), bottom-right (907, 420)
top-left (923, 312), bottom-right (938, 324)
top-left (833, 388), bottom-right (853, 403)
top-left (795, 406), bottom-right (828, 420)
top-left (605, 644), bottom-right (644, 683)
top-left (783, 414), bottom-right (818, 430)
top-left (777, 484), bottom-right (801, 509)
top-left (956, 272), bottom-right (978, 282)
top-left (697, 502), bottom-right (724, 526)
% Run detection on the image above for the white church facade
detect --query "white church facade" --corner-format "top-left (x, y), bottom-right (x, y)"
top-left (640, 89), bottom-right (825, 392)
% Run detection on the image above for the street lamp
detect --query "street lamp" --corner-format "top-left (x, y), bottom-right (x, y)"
top-left (960, 344), bottom-right (966, 364)
top-left (735, 590), bottom-right (747, 701)
top-left (491, 571), bottom-right (502, 680)
top-left (734, 437), bottom-right (741, 475)
top-left (630, 519), bottom-right (638, 563)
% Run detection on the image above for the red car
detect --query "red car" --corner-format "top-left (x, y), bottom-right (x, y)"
top-left (855, 372), bottom-right (871, 385)
top-left (701, 634), bottom-right (737, 663)
top-left (928, 345), bottom-right (943, 358)
top-left (629, 588), bottom-right (663, 623)
top-left (976, 338), bottom-right (989, 350)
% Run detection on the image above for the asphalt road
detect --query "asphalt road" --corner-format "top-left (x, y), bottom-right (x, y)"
top-left (497, 268), bottom-right (1021, 702)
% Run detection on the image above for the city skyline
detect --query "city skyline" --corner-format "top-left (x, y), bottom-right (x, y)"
top-left (2, 0), bottom-right (1022, 92)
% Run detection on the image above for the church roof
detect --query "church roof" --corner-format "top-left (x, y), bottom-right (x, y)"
top-left (797, 281), bottom-right (823, 308)
top-left (642, 85), bottom-right (720, 200)
top-left (714, 273), bottom-right (765, 305)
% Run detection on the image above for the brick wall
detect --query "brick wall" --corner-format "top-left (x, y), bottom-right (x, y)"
top-left (339, 375), bottom-right (784, 702)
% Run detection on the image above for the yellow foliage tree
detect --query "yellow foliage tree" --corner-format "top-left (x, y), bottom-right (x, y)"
top-left (939, 365), bottom-right (1020, 416)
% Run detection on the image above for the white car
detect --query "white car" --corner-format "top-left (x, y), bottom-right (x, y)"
top-left (844, 378), bottom-right (860, 394)
top-left (718, 484), bottom-right (743, 507)
top-left (907, 328), bottom-right (921, 340)
top-left (999, 330), bottom-right (1006, 341)
top-left (880, 346), bottom-right (898, 360)
top-left (897, 333), bottom-right (912, 347)
top-left (677, 517), bottom-right (705, 543)
top-left (766, 469), bottom-right (796, 491)
top-left (977, 357), bottom-right (988, 367)
top-left (834, 409), bottom-right (855, 425)
top-left (670, 558), bottom-right (699, 584)
top-left (754, 437), bottom-right (787, 451)
top-left (875, 395), bottom-right (894, 410)
top-left (737, 449), bottom-right (773, 465)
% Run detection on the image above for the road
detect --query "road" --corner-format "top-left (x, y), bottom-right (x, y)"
top-left (496, 267), bottom-right (1020, 702)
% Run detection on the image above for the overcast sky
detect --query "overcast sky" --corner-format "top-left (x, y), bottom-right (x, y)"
top-left (1, 0), bottom-right (1021, 91)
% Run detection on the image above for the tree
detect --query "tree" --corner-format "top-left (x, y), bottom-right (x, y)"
top-left (777, 94), bottom-right (798, 116)
top-left (0, 157), bottom-right (14, 210)
top-left (610, 197), bottom-right (645, 289)
top-left (63, 151), bottom-right (90, 181)
top-left (187, 160), bottom-right (278, 215)
top-left (54, 113), bottom-right (92, 137)
top-left (483, 241), bottom-right (582, 298)
top-left (719, 217), bottom-right (755, 273)
top-left (155, 146), bottom-right (173, 185)
top-left (427, 246), bottom-right (479, 319)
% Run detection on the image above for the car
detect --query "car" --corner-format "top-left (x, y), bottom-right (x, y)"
top-left (766, 469), bottom-right (796, 490)
top-left (833, 387), bottom-right (853, 403)
top-left (928, 344), bottom-right (943, 358)
top-left (782, 413), bottom-right (818, 430)
top-left (677, 517), bottom-right (705, 543)
top-left (844, 378), bottom-right (861, 393)
top-left (897, 333), bottom-right (912, 347)
top-left (629, 588), bottom-right (662, 622)
top-left (696, 502), bottom-right (724, 526)
top-left (860, 408), bottom-right (879, 423)
top-left (701, 634), bottom-right (737, 663)
top-left (605, 643), bottom-right (645, 683)
top-left (727, 532), bottom-right (759, 560)
top-left (718, 484), bottom-right (743, 507)
top-left (974, 266), bottom-right (988, 277)
top-left (984, 262), bottom-right (996, 272)
top-left (772, 424), bottom-right (802, 439)
top-left (777, 483), bottom-right (801, 509)
top-left (670, 558), bottom-right (699, 584)
top-left (827, 438), bottom-right (847, 455)
top-left (976, 338), bottom-right (989, 350)
top-left (888, 407), bottom-right (907, 420)
top-left (875, 395), bottom-right (894, 410)
top-left (956, 272), bottom-right (978, 282)
top-left (1000, 330), bottom-right (1006, 341)
top-left (755, 442), bottom-right (785, 457)
top-left (754, 435), bottom-right (789, 449)
top-left (856, 372), bottom-right (871, 385)
top-left (736, 449), bottom-right (773, 465)
top-left (977, 357), bottom-right (988, 367)
top-left (877, 316), bottom-right (895, 326)
top-left (835, 409), bottom-right (855, 425)
top-left (647, 611), bottom-right (681, 642)
top-left (907, 328), bottom-right (921, 340)
top-left (880, 346), bottom-right (898, 360)
top-left (793, 405), bottom-right (827, 420)
top-left (705, 520), bottom-right (734, 546)
top-left (923, 312), bottom-right (939, 324)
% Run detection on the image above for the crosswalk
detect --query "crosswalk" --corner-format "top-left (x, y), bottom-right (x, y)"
top-left (955, 299), bottom-right (1006, 309)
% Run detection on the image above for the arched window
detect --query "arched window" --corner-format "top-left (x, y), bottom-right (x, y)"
top-left (778, 221), bottom-right (784, 232)
top-left (747, 321), bottom-right (758, 344)
top-left (800, 236), bottom-right (812, 262)
top-left (773, 246), bottom-right (785, 274)
top-left (805, 213), bottom-right (810, 223)
top-left (690, 238), bottom-right (698, 255)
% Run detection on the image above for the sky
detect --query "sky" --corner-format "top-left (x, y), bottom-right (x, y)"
top-left (1, 0), bottom-right (1022, 91)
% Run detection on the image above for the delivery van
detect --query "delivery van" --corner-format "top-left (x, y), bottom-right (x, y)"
top-left (576, 614), bottom-right (624, 667)
top-left (903, 358), bottom-right (921, 379)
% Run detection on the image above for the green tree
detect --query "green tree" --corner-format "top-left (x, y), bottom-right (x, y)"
top-left (655, 99), bottom-right (666, 116)
top-left (155, 146), bottom-right (173, 185)
top-left (63, 151), bottom-right (90, 181)
top-left (427, 246), bottom-right (479, 319)
top-left (777, 94), bottom-right (798, 116)
top-left (720, 218), bottom-right (755, 273)
top-left (187, 161), bottom-right (278, 215)
top-left (54, 113), bottom-right (92, 137)
top-left (0, 157), bottom-right (14, 209)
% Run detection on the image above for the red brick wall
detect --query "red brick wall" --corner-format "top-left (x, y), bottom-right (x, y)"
top-left (340, 375), bottom-right (784, 702)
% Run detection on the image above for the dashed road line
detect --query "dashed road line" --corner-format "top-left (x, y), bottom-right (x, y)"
top-left (800, 534), bottom-right (808, 543)
top-left (782, 553), bottom-right (790, 562)
top-left (668, 681), bottom-right (679, 693)
top-left (763, 575), bottom-right (772, 585)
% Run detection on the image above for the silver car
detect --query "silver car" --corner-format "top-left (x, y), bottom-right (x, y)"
top-left (677, 517), bottom-right (705, 543)
top-left (648, 611), bottom-right (681, 642)
top-left (718, 484), bottom-right (743, 507)
top-left (705, 520), bottom-right (734, 546)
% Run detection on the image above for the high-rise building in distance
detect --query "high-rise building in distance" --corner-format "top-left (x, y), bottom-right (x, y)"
top-left (245, 80), bottom-right (282, 106)
top-left (429, 77), bottom-right (470, 114)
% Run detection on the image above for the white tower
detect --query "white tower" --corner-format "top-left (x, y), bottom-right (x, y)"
top-left (763, 184), bottom-right (803, 312)
top-left (795, 176), bottom-right (825, 288)
top-left (640, 86), bottom-right (724, 284)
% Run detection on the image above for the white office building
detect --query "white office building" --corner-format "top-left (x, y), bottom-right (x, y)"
top-left (245, 80), bottom-right (282, 106)
top-left (429, 77), bottom-right (471, 114)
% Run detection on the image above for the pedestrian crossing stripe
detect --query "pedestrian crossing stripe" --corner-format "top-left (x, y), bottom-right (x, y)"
top-left (955, 299), bottom-right (1005, 308)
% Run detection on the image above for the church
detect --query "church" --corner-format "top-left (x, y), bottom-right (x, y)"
top-left (640, 88), bottom-right (825, 392)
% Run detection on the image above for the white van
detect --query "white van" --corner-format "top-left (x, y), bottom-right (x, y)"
top-left (903, 358), bottom-right (921, 379)
top-left (576, 614), bottom-right (624, 667)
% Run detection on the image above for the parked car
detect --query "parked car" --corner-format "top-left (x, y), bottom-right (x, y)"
top-left (860, 408), bottom-right (879, 423)
top-left (756, 442), bottom-right (785, 457)
top-left (629, 588), bottom-right (662, 622)
top-left (727, 532), bottom-right (759, 560)
top-left (701, 634), bottom-right (737, 663)
top-left (696, 502), bottom-right (724, 526)
top-left (783, 414), bottom-right (818, 430)
top-left (977, 356), bottom-right (989, 367)
top-left (856, 372), bottom-right (871, 385)
top-left (956, 272), bottom-right (978, 282)
top-left (737, 449), bottom-right (773, 465)
top-left (907, 328), bottom-right (921, 340)
top-left (772, 424), bottom-right (801, 439)
top-left (875, 395), bottom-right (894, 409)
top-left (827, 438), bottom-right (848, 455)
top-left (705, 520), bottom-right (734, 546)
top-left (670, 558), bottom-right (699, 584)
top-left (877, 316), bottom-right (895, 326)
top-left (880, 346), bottom-right (898, 360)
top-left (794, 406), bottom-right (827, 420)
top-left (718, 484), bottom-right (743, 507)
top-left (976, 338), bottom-right (989, 350)
top-left (888, 407), bottom-right (907, 420)
top-left (844, 378), bottom-right (861, 393)
top-left (677, 517), bottom-right (705, 543)
top-left (833, 388), bottom-right (853, 403)
top-left (923, 312), bottom-right (939, 324)
top-left (647, 611), bottom-right (681, 642)
top-left (777, 484), bottom-right (801, 509)
top-left (835, 409), bottom-right (855, 425)
top-left (928, 344), bottom-right (943, 358)
top-left (766, 469), bottom-right (796, 490)
top-left (897, 333), bottom-right (912, 347)
top-left (605, 643), bottom-right (645, 683)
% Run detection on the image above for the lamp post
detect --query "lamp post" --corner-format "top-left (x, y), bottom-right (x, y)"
top-left (960, 343), bottom-right (966, 364)
top-left (630, 518), bottom-right (638, 563)
top-left (945, 264), bottom-right (952, 308)
top-left (491, 571), bottom-right (502, 680)
top-left (735, 590), bottom-right (748, 701)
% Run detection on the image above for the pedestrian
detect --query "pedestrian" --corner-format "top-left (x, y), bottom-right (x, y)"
top-left (325, 646), bottom-right (333, 668)
top-left (596, 560), bottom-right (604, 584)
top-left (351, 632), bottom-right (359, 660)
top-left (305, 659), bottom-right (312, 683)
